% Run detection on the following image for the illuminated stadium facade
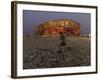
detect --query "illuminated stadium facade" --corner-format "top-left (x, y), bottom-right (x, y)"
top-left (36, 19), bottom-right (80, 37)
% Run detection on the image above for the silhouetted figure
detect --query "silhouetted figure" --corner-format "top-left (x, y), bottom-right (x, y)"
top-left (59, 32), bottom-right (66, 46)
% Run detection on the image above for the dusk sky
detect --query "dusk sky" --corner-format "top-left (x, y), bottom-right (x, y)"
top-left (23, 10), bottom-right (91, 35)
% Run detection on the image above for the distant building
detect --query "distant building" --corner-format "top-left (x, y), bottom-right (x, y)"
top-left (36, 19), bottom-right (80, 37)
top-left (81, 33), bottom-right (91, 37)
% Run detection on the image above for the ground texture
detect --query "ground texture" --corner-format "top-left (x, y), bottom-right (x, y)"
top-left (23, 36), bottom-right (90, 69)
